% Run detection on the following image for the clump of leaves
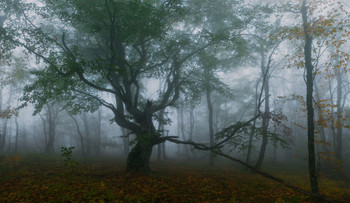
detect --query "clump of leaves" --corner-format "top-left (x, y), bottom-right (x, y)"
top-left (0, 108), bottom-right (18, 119)
top-left (60, 146), bottom-right (77, 170)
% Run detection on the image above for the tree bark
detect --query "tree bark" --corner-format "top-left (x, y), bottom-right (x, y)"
top-left (188, 105), bottom-right (196, 159)
top-left (179, 106), bottom-right (189, 158)
top-left (301, 0), bottom-right (319, 195)
top-left (0, 87), bottom-right (2, 150)
top-left (44, 104), bottom-right (60, 154)
top-left (126, 128), bottom-right (161, 172)
top-left (45, 105), bottom-right (54, 154)
top-left (82, 112), bottom-right (91, 155)
top-left (96, 108), bottom-right (102, 156)
top-left (157, 109), bottom-right (165, 161)
top-left (256, 51), bottom-right (269, 170)
top-left (314, 84), bottom-right (332, 175)
top-left (335, 70), bottom-right (342, 161)
top-left (14, 114), bottom-right (19, 153)
top-left (126, 101), bottom-right (160, 172)
top-left (122, 128), bottom-right (130, 157)
top-left (127, 138), bottom-right (154, 172)
top-left (205, 74), bottom-right (215, 166)
top-left (247, 80), bottom-right (260, 164)
top-left (0, 86), bottom-right (12, 151)
top-left (67, 112), bottom-right (85, 156)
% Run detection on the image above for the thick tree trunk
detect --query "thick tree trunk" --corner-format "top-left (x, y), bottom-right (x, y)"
top-left (157, 109), bottom-right (165, 161)
top-left (122, 128), bottom-right (130, 157)
top-left (127, 138), bottom-right (154, 172)
top-left (125, 101), bottom-right (160, 172)
top-left (256, 51), bottom-right (269, 170)
top-left (301, 0), bottom-right (319, 195)
top-left (157, 141), bottom-right (162, 161)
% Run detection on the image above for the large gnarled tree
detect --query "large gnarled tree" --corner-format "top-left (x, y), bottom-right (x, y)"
top-left (0, 0), bottom-right (217, 172)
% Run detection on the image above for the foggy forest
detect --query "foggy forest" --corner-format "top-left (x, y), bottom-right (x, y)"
top-left (1, 0), bottom-right (350, 202)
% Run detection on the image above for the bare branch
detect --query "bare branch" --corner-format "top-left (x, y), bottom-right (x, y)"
top-left (165, 137), bottom-right (334, 202)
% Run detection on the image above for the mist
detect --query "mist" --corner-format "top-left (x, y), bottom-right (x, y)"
top-left (0, 0), bottom-right (349, 202)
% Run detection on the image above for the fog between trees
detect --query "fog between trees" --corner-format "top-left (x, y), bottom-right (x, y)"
top-left (1, 0), bottom-right (350, 200)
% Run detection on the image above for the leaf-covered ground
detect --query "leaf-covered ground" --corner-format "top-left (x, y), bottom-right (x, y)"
top-left (0, 154), bottom-right (349, 202)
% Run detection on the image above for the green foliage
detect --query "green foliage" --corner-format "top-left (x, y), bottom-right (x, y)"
top-left (19, 59), bottom-right (100, 115)
top-left (3, 0), bottom-right (188, 118)
top-left (0, 108), bottom-right (18, 119)
top-left (60, 146), bottom-right (77, 168)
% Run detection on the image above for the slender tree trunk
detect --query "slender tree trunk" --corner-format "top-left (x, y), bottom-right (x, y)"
top-left (82, 112), bottom-right (90, 155)
top-left (205, 83), bottom-right (215, 166)
top-left (188, 105), bottom-right (196, 159)
top-left (273, 145), bottom-right (277, 163)
top-left (14, 114), bottom-right (19, 153)
top-left (45, 135), bottom-right (55, 154)
top-left (0, 87), bottom-right (2, 150)
top-left (0, 88), bottom-right (12, 152)
top-left (22, 124), bottom-right (27, 151)
top-left (335, 71), bottom-right (342, 161)
top-left (39, 114), bottom-right (48, 149)
top-left (1, 117), bottom-right (8, 152)
top-left (327, 79), bottom-right (338, 153)
top-left (45, 105), bottom-right (54, 154)
top-left (44, 104), bottom-right (60, 154)
top-left (176, 109), bottom-right (182, 154)
top-left (179, 106), bottom-right (189, 158)
top-left (0, 88), bottom-right (2, 113)
top-left (247, 121), bottom-right (256, 165)
top-left (7, 121), bottom-right (12, 153)
top-left (301, 0), bottom-right (319, 195)
top-left (67, 112), bottom-right (85, 156)
top-left (96, 108), bottom-right (102, 156)
top-left (247, 80), bottom-right (260, 164)
top-left (314, 83), bottom-right (332, 175)
top-left (314, 84), bottom-right (329, 154)
top-left (256, 51), bottom-right (269, 170)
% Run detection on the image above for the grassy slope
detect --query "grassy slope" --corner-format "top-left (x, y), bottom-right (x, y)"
top-left (0, 154), bottom-right (349, 202)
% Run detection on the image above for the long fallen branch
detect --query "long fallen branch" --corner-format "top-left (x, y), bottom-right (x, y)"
top-left (165, 137), bottom-right (343, 203)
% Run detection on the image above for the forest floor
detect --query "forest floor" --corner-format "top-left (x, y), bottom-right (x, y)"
top-left (0, 153), bottom-right (349, 202)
